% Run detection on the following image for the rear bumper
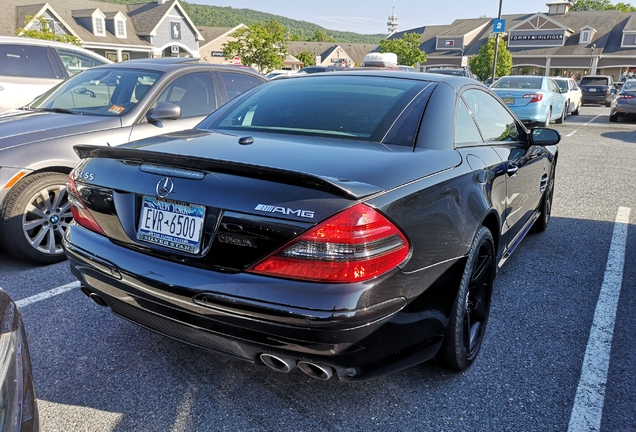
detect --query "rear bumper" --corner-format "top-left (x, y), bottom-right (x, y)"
top-left (581, 93), bottom-right (612, 104)
top-left (64, 224), bottom-right (459, 381)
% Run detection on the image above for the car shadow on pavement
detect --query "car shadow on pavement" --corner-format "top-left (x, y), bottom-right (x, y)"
top-left (601, 130), bottom-right (636, 143)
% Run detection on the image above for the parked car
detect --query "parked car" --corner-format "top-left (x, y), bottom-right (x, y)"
top-left (609, 78), bottom-right (636, 122)
top-left (64, 71), bottom-right (560, 382)
top-left (0, 36), bottom-right (111, 113)
top-left (553, 77), bottom-right (582, 115)
top-left (483, 76), bottom-right (501, 87)
top-left (0, 58), bottom-right (267, 264)
top-left (491, 75), bottom-right (567, 126)
top-left (426, 68), bottom-right (478, 80)
top-left (579, 75), bottom-right (616, 107)
top-left (0, 288), bottom-right (39, 432)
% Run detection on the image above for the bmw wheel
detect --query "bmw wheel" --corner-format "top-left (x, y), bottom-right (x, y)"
top-left (437, 226), bottom-right (495, 371)
top-left (0, 172), bottom-right (72, 264)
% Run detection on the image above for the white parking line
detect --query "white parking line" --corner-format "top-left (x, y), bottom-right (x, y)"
top-left (13, 281), bottom-right (80, 308)
top-left (566, 114), bottom-right (603, 137)
top-left (567, 207), bottom-right (631, 432)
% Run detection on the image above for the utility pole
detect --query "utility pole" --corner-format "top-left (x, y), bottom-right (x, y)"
top-left (492, 0), bottom-right (504, 82)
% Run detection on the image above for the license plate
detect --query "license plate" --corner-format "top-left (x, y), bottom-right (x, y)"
top-left (502, 97), bottom-right (514, 105)
top-left (589, 88), bottom-right (597, 92)
top-left (137, 196), bottom-right (205, 254)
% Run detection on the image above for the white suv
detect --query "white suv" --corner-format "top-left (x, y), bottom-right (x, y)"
top-left (0, 36), bottom-right (111, 113)
top-left (553, 77), bottom-right (582, 115)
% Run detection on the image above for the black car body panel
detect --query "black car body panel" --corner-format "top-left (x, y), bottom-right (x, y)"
top-left (64, 72), bottom-right (559, 381)
top-left (0, 288), bottom-right (39, 432)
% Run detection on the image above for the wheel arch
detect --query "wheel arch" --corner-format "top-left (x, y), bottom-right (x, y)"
top-left (480, 211), bottom-right (501, 257)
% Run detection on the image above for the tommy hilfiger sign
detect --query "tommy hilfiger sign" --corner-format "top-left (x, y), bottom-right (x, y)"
top-left (510, 34), bottom-right (564, 41)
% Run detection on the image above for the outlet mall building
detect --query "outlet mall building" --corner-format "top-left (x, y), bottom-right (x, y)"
top-left (392, 0), bottom-right (636, 80)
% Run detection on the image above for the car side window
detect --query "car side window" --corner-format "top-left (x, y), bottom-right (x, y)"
top-left (462, 89), bottom-right (519, 142)
top-left (220, 72), bottom-right (262, 101)
top-left (156, 72), bottom-right (216, 118)
top-left (55, 49), bottom-right (105, 76)
top-left (455, 98), bottom-right (483, 145)
top-left (0, 44), bottom-right (57, 79)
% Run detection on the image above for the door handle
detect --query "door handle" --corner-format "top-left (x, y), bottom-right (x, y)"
top-left (507, 165), bottom-right (519, 176)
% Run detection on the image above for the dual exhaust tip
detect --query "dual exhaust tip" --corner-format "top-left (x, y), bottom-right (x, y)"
top-left (259, 353), bottom-right (334, 381)
top-left (80, 287), bottom-right (334, 380)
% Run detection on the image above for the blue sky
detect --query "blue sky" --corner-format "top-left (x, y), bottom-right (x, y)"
top-left (196, 0), bottom-right (562, 34)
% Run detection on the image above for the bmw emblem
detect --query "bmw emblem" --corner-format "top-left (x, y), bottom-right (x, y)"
top-left (156, 177), bottom-right (174, 198)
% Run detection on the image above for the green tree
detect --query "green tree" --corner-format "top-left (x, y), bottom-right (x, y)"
top-left (378, 33), bottom-right (426, 66)
top-left (223, 20), bottom-right (288, 73)
top-left (469, 37), bottom-right (513, 82)
top-left (16, 15), bottom-right (82, 46)
top-left (570, 0), bottom-right (636, 10)
top-left (295, 50), bottom-right (315, 67)
top-left (311, 29), bottom-right (335, 42)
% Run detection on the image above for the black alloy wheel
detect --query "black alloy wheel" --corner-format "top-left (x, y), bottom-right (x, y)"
top-left (533, 167), bottom-right (556, 232)
top-left (438, 226), bottom-right (495, 371)
top-left (0, 172), bottom-right (72, 264)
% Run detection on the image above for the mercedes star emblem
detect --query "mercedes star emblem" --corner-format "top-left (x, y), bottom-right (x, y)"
top-left (156, 177), bottom-right (174, 198)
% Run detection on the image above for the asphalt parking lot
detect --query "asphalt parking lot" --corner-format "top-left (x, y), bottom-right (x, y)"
top-left (0, 105), bottom-right (634, 432)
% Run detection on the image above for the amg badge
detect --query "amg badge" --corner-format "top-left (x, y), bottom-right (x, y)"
top-left (255, 204), bottom-right (314, 219)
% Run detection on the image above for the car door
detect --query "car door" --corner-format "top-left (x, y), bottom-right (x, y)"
top-left (129, 70), bottom-right (219, 142)
top-left (462, 88), bottom-right (546, 248)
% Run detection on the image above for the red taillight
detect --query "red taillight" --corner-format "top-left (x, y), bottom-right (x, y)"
top-left (247, 203), bottom-right (410, 283)
top-left (522, 93), bottom-right (543, 103)
top-left (66, 174), bottom-right (105, 235)
top-left (619, 94), bottom-right (635, 99)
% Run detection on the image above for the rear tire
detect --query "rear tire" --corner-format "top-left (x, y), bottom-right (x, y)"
top-left (533, 166), bottom-right (556, 232)
top-left (572, 101), bottom-right (580, 115)
top-left (555, 106), bottom-right (566, 124)
top-left (609, 113), bottom-right (618, 122)
top-left (437, 226), bottom-right (495, 371)
top-left (0, 172), bottom-right (72, 264)
top-left (543, 108), bottom-right (551, 127)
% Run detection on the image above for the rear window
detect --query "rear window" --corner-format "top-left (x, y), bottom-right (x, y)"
top-left (207, 75), bottom-right (429, 143)
top-left (0, 44), bottom-right (57, 79)
top-left (492, 77), bottom-right (543, 89)
top-left (555, 80), bottom-right (568, 90)
top-left (428, 69), bottom-right (465, 76)
top-left (580, 77), bottom-right (610, 86)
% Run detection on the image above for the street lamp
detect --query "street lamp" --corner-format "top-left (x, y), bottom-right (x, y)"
top-left (492, 0), bottom-right (504, 83)
top-left (589, 43), bottom-right (596, 74)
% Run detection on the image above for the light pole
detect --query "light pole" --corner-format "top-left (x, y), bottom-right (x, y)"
top-left (589, 44), bottom-right (596, 74)
top-left (460, 45), bottom-right (466, 68)
top-left (492, 0), bottom-right (503, 83)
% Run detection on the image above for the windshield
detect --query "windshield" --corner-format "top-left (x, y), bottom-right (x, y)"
top-left (492, 77), bottom-right (543, 89)
top-left (29, 67), bottom-right (161, 116)
top-left (205, 75), bottom-right (426, 142)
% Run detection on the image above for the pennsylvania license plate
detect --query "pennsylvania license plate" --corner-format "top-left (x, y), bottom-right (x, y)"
top-left (137, 196), bottom-right (205, 254)
top-left (502, 97), bottom-right (514, 105)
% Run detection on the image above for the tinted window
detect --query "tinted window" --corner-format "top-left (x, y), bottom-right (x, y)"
top-left (157, 72), bottom-right (216, 118)
top-left (207, 76), bottom-right (426, 142)
top-left (463, 89), bottom-right (519, 142)
top-left (555, 80), bottom-right (568, 91)
top-left (455, 98), bottom-right (483, 145)
top-left (492, 77), bottom-right (543, 90)
top-left (0, 44), bottom-right (57, 79)
top-left (220, 72), bottom-right (262, 100)
top-left (56, 49), bottom-right (106, 76)
top-left (579, 77), bottom-right (610, 86)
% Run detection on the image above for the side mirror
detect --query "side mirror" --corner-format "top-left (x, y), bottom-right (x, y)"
top-left (560, 88), bottom-right (567, 94)
top-left (146, 102), bottom-right (181, 122)
top-left (531, 128), bottom-right (561, 146)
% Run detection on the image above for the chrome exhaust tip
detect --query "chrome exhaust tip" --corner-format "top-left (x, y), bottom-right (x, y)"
top-left (260, 353), bottom-right (297, 373)
top-left (297, 361), bottom-right (334, 381)
top-left (88, 292), bottom-right (108, 307)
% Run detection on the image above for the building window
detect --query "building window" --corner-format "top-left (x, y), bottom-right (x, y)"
top-left (116, 20), bottom-right (125, 37)
top-left (94, 17), bottom-right (105, 36)
top-left (581, 31), bottom-right (590, 43)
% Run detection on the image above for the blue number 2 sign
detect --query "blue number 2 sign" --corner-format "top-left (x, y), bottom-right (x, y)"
top-left (493, 19), bottom-right (506, 33)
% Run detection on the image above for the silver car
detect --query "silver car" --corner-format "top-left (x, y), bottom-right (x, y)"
top-left (0, 58), bottom-right (267, 263)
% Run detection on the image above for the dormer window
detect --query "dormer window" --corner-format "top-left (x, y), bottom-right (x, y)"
top-left (94, 16), bottom-right (105, 36)
top-left (581, 31), bottom-right (590, 42)
top-left (116, 19), bottom-right (126, 38)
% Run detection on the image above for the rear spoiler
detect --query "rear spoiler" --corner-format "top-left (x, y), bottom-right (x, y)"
top-left (74, 144), bottom-right (383, 200)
